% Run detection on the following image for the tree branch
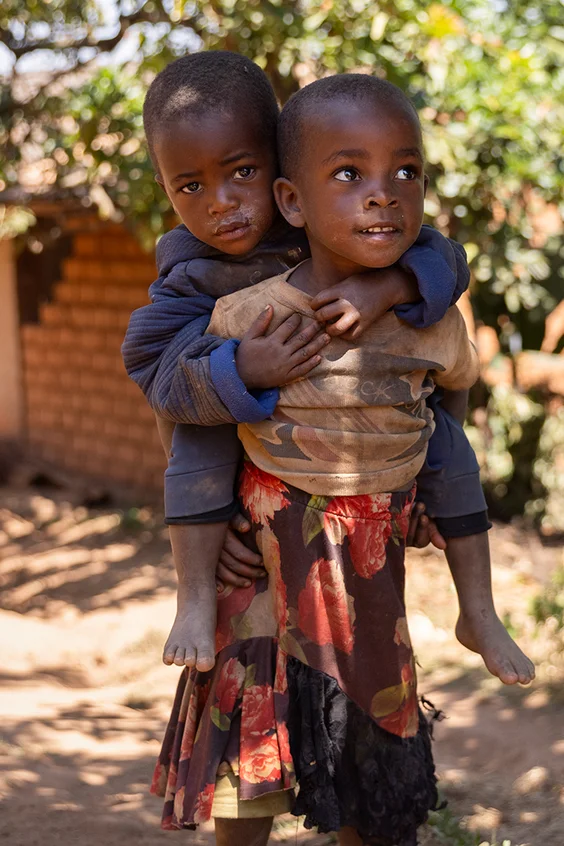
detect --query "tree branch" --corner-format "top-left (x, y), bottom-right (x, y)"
top-left (0, 3), bottom-right (171, 60)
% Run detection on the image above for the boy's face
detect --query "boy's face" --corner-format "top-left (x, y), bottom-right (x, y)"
top-left (275, 98), bottom-right (427, 277)
top-left (154, 112), bottom-right (277, 255)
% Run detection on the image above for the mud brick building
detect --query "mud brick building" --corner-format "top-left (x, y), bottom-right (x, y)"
top-left (1, 204), bottom-right (166, 496)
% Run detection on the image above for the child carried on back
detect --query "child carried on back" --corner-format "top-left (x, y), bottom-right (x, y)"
top-left (123, 52), bottom-right (534, 846)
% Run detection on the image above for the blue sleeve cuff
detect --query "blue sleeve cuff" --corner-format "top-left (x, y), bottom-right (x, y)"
top-left (209, 339), bottom-right (279, 423)
top-left (394, 225), bottom-right (470, 329)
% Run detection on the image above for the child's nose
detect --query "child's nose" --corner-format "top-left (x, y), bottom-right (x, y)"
top-left (209, 186), bottom-right (238, 215)
top-left (364, 181), bottom-right (398, 209)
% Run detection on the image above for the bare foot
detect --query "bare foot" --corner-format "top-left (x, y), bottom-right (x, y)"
top-left (456, 612), bottom-right (535, 685)
top-left (163, 579), bottom-right (217, 672)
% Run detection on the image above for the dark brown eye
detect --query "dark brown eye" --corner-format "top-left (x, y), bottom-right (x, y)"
top-left (334, 167), bottom-right (360, 182)
top-left (396, 166), bottom-right (417, 180)
top-left (234, 166), bottom-right (256, 179)
top-left (181, 181), bottom-right (201, 194)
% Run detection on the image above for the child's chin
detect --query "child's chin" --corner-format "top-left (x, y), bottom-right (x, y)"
top-left (216, 231), bottom-right (264, 256)
top-left (349, 240), bottom-right (413, 268)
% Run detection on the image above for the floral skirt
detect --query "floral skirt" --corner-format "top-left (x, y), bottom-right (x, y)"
top-left (152, 462), bottom-right (438, 844)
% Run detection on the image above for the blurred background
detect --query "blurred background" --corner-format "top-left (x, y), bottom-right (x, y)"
top-left (0, 2), bottom-right (563, 845)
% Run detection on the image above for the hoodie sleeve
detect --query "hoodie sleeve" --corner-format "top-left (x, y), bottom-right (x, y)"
top-left (122, 259), bottom-right (278, 425)
top-left (394, 225), bottom-right (470, 329)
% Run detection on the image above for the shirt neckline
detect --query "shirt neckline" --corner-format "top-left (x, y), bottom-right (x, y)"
top-left (269, 265), bottom-right (403, 336)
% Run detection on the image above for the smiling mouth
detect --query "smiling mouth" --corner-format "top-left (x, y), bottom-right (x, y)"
top-left (360, 225), bottom-right (400, 234)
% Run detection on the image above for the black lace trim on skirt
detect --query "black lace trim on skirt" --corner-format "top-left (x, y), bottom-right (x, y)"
top-left (286, 657), bottom-right (439, 846)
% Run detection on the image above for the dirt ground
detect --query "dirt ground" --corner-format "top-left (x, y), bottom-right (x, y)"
top-left (1, 478), bottom-right (563, 846)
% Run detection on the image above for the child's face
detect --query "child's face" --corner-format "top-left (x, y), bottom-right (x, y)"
top-left (155, 112), bottom-right (278, 255)
top-left (275, 98), bottom-right (428, 276)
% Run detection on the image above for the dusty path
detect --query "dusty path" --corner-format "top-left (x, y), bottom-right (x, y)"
top-left (1, 483), bottom-right (562, 845)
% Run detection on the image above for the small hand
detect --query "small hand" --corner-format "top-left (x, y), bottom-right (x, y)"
top-left (310, 286), bottom-right (363, 340)
top-left (216, 512), bottom-right (267, 592)
top-left (406, 502), bottom-right (447, 550)
top-left (236, 305), bottom-right (330, 389)
top-left (311, 267), bottom-right (419, 341)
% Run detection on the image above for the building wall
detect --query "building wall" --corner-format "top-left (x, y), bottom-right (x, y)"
top-left (0, 240), bottom-right (23, 441)
top-left (20, 219), bottom-right (166, 495)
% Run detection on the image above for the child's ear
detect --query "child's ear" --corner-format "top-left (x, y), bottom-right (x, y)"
top-left (423, 174), bottom-right (429, 196)
top-left (273, 177), bottom-right (306, 228)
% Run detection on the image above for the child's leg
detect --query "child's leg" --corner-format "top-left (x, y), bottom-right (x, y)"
top-left (446, 532), bottom-right (535, 685)
top-left (163, 522), bottom-right (227, 672)
top-left (215, 816), bottom-right (273, 846)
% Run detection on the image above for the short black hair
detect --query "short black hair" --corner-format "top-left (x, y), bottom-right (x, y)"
top-left (278, 74), bottom-right (421, 179)
top-left (143, 51), bottom-right (279, 173)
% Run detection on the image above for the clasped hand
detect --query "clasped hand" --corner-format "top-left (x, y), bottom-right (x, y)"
top-left (235, 266), bottom-right (419, 390)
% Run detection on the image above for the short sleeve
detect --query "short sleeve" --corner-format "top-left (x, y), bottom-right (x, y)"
top-left (432, 307), bottom-right (480, 391)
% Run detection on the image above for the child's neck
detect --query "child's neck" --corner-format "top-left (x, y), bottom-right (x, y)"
top-left (288, 255), bottom-right (366, 297)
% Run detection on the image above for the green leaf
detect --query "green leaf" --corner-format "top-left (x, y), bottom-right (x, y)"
top-left (280, 631), bottom-right (309, 666)
top-left (370, 681), bottom-right (409, 719)
top-left (210, 706), bottom-right (231, 731)
top-left (244, 663), bottom-right (257, 689)
top-left (302, 503), bottom-right (325, 547)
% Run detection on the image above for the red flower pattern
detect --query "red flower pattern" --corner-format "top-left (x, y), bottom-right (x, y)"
top-left (259, 527), bottom-right (287, 630)
top-left (165, 760), bottom-right (178, 800)
top-left (172, 784), bottom-right (184, 820)
top-left (239, 683), bottom-right (282, 784)
top-left (193, 783), bottom-right (215, 823)
top-left (240, 463), bottom-right (291, 526)
top-left (401, 661), bottom-right (414, 684)
top-left (395, 492), bottom-right (415, 540)
top-left (216, 584), bottom-right (257, 653)
top-left (239, 732), bottom-right (282, 784)
top-left (153, 482), bottom-right (422, 831)
top-left (393, 617), bottom-right (411, 648)
top-left (214, 657), bottom-right (246, 715)
top-left (378, 692), bottom-right (419, 738)
top-left (150, 761), bottom-right (167, 796)
top-left (179, 690), bottom-right (198, 762)
top-left (274, 649), bottom-right (288, 695)
top-left (241, 683), bottom-right (275, 740)
top-left (276, 719), bottom-right (293, 773)
top-left (324, 494), bottom-right (393, 578)
top-left (297, 558), bottom-right (355, 654)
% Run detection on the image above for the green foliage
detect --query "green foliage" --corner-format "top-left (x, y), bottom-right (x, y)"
top-left (531, 404), bottom-right (564, 534)
top-left (119, 505), bottom-right (153, 532)
top-left (466, 384), bottom-right (546, 520)
top-left (1, 2), bottom-right (563, 324)
top-left (529, 564), bottom-right (564, 635)
top-left (427, 806), bottom-right (482, 845)
top-left (427, 805), bottom-right (521, 846)
top-left (465, 383), bottom-right (564, 529)
top-left (0, 204), bottom-right (35, 238)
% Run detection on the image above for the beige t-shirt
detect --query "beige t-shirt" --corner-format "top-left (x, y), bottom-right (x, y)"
top-left (208, 268), bottom-right (479, 496)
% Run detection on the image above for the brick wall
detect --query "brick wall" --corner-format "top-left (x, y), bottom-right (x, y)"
top-left (21, 221), bottom-right (166, 495)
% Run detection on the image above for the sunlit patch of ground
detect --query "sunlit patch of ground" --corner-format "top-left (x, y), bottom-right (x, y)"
top-left (1, 480), bottom-right (563, 845)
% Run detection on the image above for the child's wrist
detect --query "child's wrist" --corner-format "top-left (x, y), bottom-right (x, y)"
top-left (235, 346), bottom-right (259, 389)
top-left (390, 267), bottom-right (419, 306)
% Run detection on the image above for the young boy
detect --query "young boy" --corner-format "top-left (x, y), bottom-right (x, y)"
top-left (122, 52), bottom-right (533, 687)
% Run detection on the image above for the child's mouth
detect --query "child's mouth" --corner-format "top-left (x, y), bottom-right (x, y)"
top-left (214, 220), bottom-right (252, 241)
top-left (358, 224), bottom-right (401, 240)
